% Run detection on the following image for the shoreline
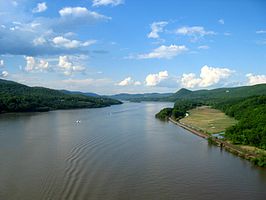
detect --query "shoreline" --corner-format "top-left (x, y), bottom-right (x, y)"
top-left (168, 117), bottom-right (264, 166)
top-left (169, 117), bottom-right (209, 139)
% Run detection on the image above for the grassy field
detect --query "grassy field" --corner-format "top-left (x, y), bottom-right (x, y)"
top-left (179, 106), bottom-right (237, 134)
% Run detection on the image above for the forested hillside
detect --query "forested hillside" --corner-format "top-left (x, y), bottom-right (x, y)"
top-left (0, 79), bottom-right (121, 113)
top-left (216, 96), bottom-right (266, 149)
top-left (156, 84), bottom-right (266, 150)
top-left (111, 84), bottom-right (266, 102)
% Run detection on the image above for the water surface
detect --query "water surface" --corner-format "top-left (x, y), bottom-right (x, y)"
top-left (0, 102), bottom-right (266, 200)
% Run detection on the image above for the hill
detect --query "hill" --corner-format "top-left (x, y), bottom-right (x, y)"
top-left (167, 84), bottom-right (266, 101)
top-left (156, 84), bottom-right (266, 165)
top-left (109, 92), bottom-right (173, 102)
top-left (109, 84), bottom-right (266, 102)
top-left (60, 90), bottom-right (100, 97)
top-left (0, 79), bottom-right (121, 113)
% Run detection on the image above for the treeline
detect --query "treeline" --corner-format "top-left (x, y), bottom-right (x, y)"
top-left (214, 96), bottom-right (266, 150)
top-left (156, 95), bottom-right (266, 150)
top-left (0, 79), bottom-right (121, 113)
top-left (155, 100), bottom-right (202, 120)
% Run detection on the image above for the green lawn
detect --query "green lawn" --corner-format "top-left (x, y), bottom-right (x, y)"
top-left (179, 106), bottom-right (237, 134)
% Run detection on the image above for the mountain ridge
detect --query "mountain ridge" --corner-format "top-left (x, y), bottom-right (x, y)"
top-left (0, 79), bottom-right (121, 113)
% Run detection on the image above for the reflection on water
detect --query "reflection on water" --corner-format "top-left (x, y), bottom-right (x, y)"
top-left (0, 102), bottom-right (266, 200)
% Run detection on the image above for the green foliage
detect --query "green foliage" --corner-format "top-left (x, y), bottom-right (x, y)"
top-left (168, 84), bottom-right (266, 102)
top-left (111, 84), bottom-right (266, 103)
top-left (110, 92), bottom-right (173, 101)
top-left (155, 107), bottom-right (173, 120)
top-left (251, 155), bottom-right (266, 167)
top-left (218, 96), bottom-right (266, 150)
top-left (156, 86), bottom-right (266, 150)
top-left (207, 137), bottom-right (218, 145)
top-left (0, 79), bottom-right (121, 113)
top-left (171, 100), bottom-right (203, 119)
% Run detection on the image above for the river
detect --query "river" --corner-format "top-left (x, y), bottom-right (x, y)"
top-left (0, 102), bottom-right (266, 200)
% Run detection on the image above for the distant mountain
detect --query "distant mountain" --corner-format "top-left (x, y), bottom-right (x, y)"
top-left (167, 84), bottom-right (266, 101)
top-left (60, 90), bottom-right (100, 97)
top-left (0, 79), bottom-right (121, 113)
top-left (108, 84), bottom-right (266, 102)
top-left (109, 93), bottom-right (173, 101)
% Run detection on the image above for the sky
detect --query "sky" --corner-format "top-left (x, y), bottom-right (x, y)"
top-left (0, 0), bottom-right (266, 95)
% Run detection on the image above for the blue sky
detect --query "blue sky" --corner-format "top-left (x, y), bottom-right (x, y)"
top-left (0, 0), bottom-right (266, 94)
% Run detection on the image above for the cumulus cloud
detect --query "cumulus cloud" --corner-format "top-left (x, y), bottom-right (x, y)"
top-left (246, 73), bottom-right (266, 85)
top-left (58, 56), bottom-right (85, 76)
top-left (175, 26), bottom-right (215, 41)
top-left (137, 45), bottom-right (188, 59)
top-left (92, 0), bottom-right (124, 7)
top-left (117, 77), bottom-right (141, 86)
top-left (11, 1), bottom-right (18, 6)
top-left (0, 22), bottom-right (97, 55)
top-left (256, 30), bottom-right (266, 34)
top-left (176, 26), bottom-right (215, 36)
top-left (0, 59), bottom-right (4, 67)
top-left (145, 71), bottom-right (168, 86)
top-left (59, 7), bottom-right (110, 20)
top-left (54, 7), bottom-right (111, 31)
top-left (0, 3), bottom-right (108, 56)
top-left (33, 37), bottom-right (47, 46)
top-left (32, 2), bottom-right (47, 13)
top-left (24, 56), bottom-right (49, 72)
top-left (218, 19), bottom-right (224, 25)
top-left (181, 65), bottom-right (233, 88)
top-left (1, 71), bottom-right (8, 77)
top-left (52, 36), bottom-right (96, 49)
top-left (148, 21), bottom-right (168, 39)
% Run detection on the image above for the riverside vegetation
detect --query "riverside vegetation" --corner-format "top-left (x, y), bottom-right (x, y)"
top-left (155, 84), bottom-right (266, 167)
top-left (0, 79), bottom-right (121, 113)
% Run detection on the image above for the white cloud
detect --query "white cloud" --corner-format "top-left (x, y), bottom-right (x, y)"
top-left (32, 2), bottom-right (47, 13)
top-left (198, 45), bottom-right (209, 49)
top-left (59, 7), bottom-right (110, 20)
top-left (52, 36), bottom-right (96, 49)
top-left (176, 26), bottom-right (215, 36)
top-left (181, 65), bottom-right (233, 88)
top-left (25, 56), bottom-right (36, 71)
top-left (134, 81), bottom-right (141, 86)
top-left (256, 30), bottom-right (266, 34)
top-left (117, 77), bottom-right (141, 86)
top-left (246, 73), bottom-right (266, 85)
top-left (12, 1), bottom-right (18, 6)
top-left (25, 56), bottom-right (49, 72)
top-left (224, 32), bottom-right (231, 36)
top-left (175, 26), bottom-right (215, 41)
top-left (0, 59), bottom-right (4, 67)
top-left (148, 21), bottom-right (168, 39)
top-left (180, 73), bottom-right (201, 88)
top-left (92, 0), bottom-right (124, 7)
top-left (1, 71), bottom-right (8, 77)
top-left (145, 71), bottom-right (168, 86)
top-left (218, 19), bottom-right (224, 25)
top-left (39, 59), bottom-right (49, 70)
top-left (33, 37), bottom-right (47, 46)
top-left (58, 56), bottom-right (85, 76)
top-left (0, 3), bottom-right (109, 56)
top-left (137, 45), bottom-right (188, 59)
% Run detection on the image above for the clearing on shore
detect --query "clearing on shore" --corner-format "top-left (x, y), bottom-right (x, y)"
top-left (179, 106), bottom-right (237, 134)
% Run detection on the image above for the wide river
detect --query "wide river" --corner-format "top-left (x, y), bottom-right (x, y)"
top-left (0, 102), bottom-right (266, 200)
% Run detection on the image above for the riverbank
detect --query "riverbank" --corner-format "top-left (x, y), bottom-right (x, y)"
top-left (169, 117), bottom-right (266, 167)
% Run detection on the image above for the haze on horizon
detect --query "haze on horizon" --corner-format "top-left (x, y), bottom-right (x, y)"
top-left (0, 0), bottom-right (265, 95)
